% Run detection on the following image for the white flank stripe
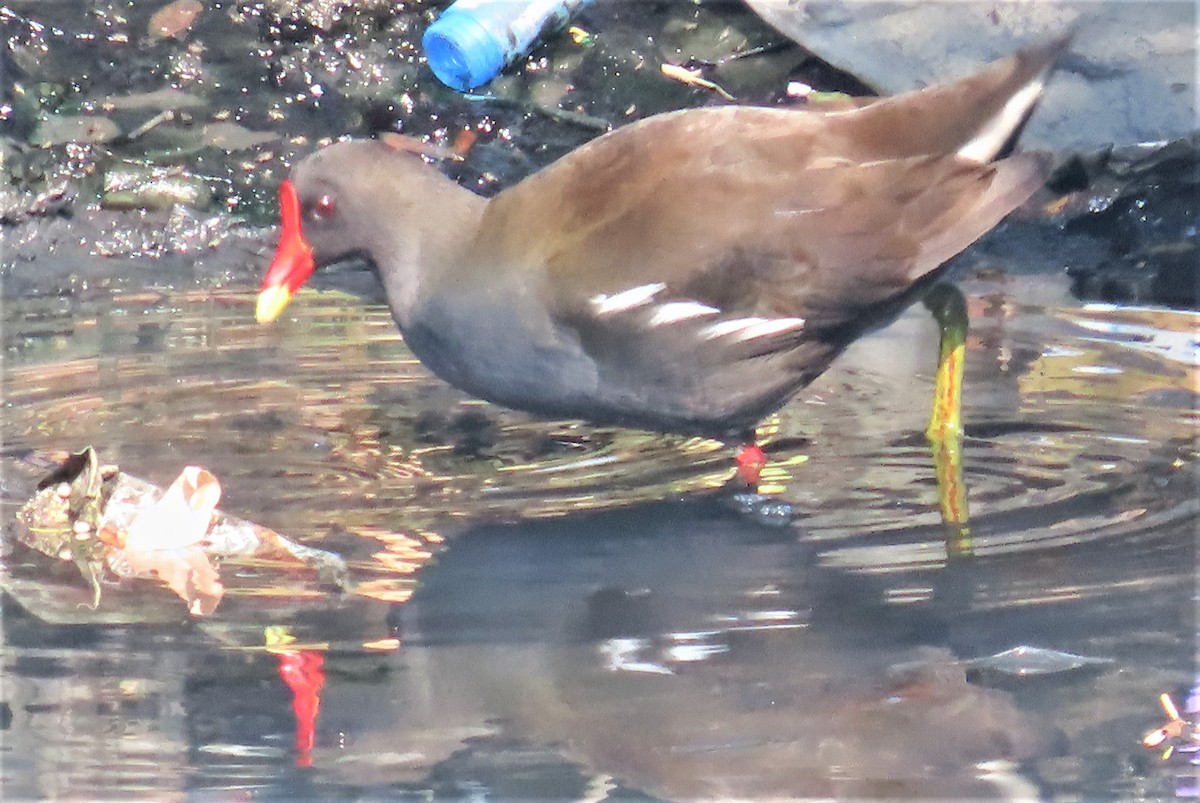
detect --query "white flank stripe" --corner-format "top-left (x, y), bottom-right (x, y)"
top-left (703, 318), bottom-right (766, 339)
top-left (649, 301), bottom-right (720, 326)
top-left (738, 317), bottom-right (805, 340)
top-left (591, 282), bottom-right (666, 315)
top-left (702, 316), bottom-right (805, 341)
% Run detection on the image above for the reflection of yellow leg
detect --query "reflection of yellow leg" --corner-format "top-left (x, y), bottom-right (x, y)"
top-left (923, 284), bottom-right (972, 557)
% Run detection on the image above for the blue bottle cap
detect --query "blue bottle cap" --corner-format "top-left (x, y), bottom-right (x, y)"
top-left (422, 11), bottom-right (506, 91)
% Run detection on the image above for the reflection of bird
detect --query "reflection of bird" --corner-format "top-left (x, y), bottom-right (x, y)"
top-left (379, 503), bottom-right (1067, 800)
top-left (257, 36), bottom-right (1069, 482)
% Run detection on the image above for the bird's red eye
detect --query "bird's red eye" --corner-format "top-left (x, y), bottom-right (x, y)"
top-left (311, 194), bottom-right (336, 221)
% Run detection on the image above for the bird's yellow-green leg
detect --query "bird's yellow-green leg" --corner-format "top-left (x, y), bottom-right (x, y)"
top-left (923, 283), bottom-right (972, 557)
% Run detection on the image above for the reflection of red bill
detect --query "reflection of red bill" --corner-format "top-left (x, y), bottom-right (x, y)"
top-left (278, 650), bottom-right (325, 766)
top-left (257, 180), bottom-right (314, 323)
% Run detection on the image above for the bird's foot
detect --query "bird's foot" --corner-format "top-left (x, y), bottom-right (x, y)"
top-left (725, 442), bottom-right (794, 525)
top-left (735, 443), bottom-right (768, 486)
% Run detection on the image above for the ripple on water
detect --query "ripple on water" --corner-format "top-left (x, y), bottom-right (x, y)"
top-left (1, 276), bottom-right (1196, 802)
top-left (2, 279), bottom-right (1197, 612)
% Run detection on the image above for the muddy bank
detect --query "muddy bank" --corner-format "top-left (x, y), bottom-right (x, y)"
top-left (2, 1), bottom-right (1196, 308)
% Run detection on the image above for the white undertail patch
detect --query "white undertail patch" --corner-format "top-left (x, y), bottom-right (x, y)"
top-left (957, 76), bottom-right (1046, 164)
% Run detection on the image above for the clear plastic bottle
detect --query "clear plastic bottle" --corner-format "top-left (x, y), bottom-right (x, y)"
top-left (422, 0), bottom-right (593, 91)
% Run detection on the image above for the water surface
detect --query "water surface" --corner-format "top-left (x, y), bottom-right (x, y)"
top-left (2, 269), bottom-right (1196, 800)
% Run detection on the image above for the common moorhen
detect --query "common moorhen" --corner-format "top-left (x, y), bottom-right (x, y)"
top-left (257, 35), bottom-right (1069, 481)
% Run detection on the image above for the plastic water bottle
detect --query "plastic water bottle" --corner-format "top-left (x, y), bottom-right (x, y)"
top-left (422, 0), bottom-right (594, 91)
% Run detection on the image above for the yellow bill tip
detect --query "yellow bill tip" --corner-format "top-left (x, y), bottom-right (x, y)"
top-left (256, 285), bottom-right (293, 324)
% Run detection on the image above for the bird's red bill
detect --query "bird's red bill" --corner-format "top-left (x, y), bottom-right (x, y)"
top-left (256, 179), bottom-right (315, 323)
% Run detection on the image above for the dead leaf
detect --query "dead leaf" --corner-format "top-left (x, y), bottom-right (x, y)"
top-left (199, 121), bottom-right (280, 151)
top-left (120, 466), bottom-right (224, 615)
top-left (30, 115), bottom-right (121, 147)
top-left (13, 450), bottom-right (350, 618)
top-left (452, 128), bottom-right (478, 158)
top-left (149, 0), bottom-right (204, 41)
top-left (378, 132), bottom-right (463, 161)
top-left (123, 466), bottom-right (219, 549)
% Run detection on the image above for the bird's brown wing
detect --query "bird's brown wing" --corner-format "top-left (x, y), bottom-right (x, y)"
top-left (472, 106), bottom-right (1043, 332)
top-left (451, 107), bottom-right (1042, 433)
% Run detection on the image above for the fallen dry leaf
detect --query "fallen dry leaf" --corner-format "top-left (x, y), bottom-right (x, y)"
top-left (124, 466), bottom-right (220, 550)
top-left (13, 450), bottom-right (351, 616)
top-left (199, 121), bottom-right (280, 151)
top-left (452, 128), bottom-right (478, 158)
top-left (379, 132), bottom-right (463, 161)
top-left (148, 0), bottom-right (204, 41)
top-left (121, 466), bottom-right (224, 615)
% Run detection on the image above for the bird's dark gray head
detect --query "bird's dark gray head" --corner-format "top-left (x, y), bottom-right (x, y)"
top-left (256, 138), bottom-right (477, 324)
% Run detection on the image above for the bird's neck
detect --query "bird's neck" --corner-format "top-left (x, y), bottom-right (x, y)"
top-left (369, 176), bottom-right (488, 329)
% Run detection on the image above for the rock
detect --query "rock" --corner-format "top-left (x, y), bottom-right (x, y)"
top-left (744, 0), bottom-right (1195, 150)
top-left (101, 163), bottom-right (212, 211)
top-left (967, 136), bottom-right (1199, 309)
top-left (1068, 240), bottom-right (1199, 309)
top-left (1058, 136), bottom-right (1200, 308)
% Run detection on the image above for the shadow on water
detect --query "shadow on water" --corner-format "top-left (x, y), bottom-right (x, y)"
top-left (1, 268), bottom-right (1197, 799)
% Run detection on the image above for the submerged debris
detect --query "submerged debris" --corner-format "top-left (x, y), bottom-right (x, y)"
top-left (15, 447), bottom-right (112, 606)
top-left (13, 447), bottom-right (350, 615)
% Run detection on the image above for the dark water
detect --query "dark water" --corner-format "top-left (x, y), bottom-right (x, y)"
top-left (2, 269), bottom-right (1197, 800)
